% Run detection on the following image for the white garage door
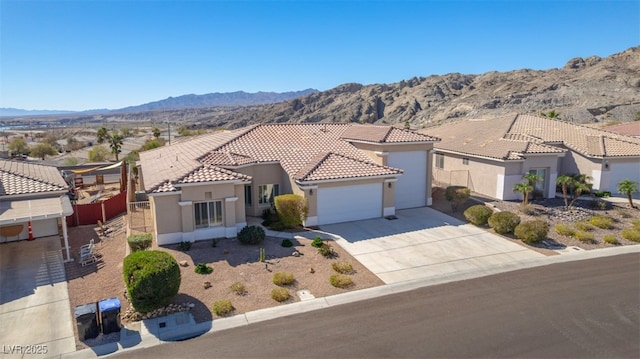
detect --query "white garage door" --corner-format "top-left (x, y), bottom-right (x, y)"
top-left (388, 151), bottom-right (427, 209)
top-left (317, 183), bottom-right (383, 225)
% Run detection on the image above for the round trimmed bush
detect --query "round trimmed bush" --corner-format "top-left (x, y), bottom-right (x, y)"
top-left (463, 205), bottom-right (493, 226)
top-left (603, 235), bottom-right (619, 245)
top-left (123, 250), bottom-right (181, 314)
top-left (514, 220), bottom-right (549, 244)
top-left (271, 287), bottom-right (290, 302)
top-left (272, 272), bottom-right (294, 286)
top-left (212, 300), bottom-right (234, 316)
top-left (621, 228), bottom-right (640, 242)
top-left (127, 233), bottom-right (152, 252)
top-left (488, 211), bottom-right (520, 234)
top-left (332, 261), bottom-right (354, 274)
top-left (574, 231), bottom-right (595, 243)
top-left (555, 224), bottom-right (576, 237)
top-left (330, 274), bottom-right (353, 288)
top-left (589, 215), bottom-right (614, 229)
top-left (237, 225), bottom-right (265, 245)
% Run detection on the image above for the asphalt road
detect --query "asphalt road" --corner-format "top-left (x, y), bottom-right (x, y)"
top-left (116, 253), bottom-right (640, 358)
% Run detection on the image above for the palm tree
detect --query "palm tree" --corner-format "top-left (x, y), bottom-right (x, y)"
top-left (541, 110), bottom-right (561, 119)
top-left (513, 182), bottom-right (533, 205)
top-left (556, 175), bottom-right (574, 209)
top-left (97, 127), bottom-right (109, 144)
top-left (109, 134), bottom-right (124, 161)
top-left (617, 179), bottom-right (638, 209)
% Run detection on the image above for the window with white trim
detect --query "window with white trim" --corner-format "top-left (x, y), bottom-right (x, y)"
top-left (194, 201), bottom-right (223, 228)
top-left (258, 184), bottom-right (279, 205)
top-left (435, 153), bottom-right (445, 169)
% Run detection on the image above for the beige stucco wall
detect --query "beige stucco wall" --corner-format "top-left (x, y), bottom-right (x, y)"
top-left (150, 193), bottom-right (182, 238)
top-left (433, 152), bottom-right (506, 199)
top-left (236, 163), bottom-right (287, 217)
top-left (351, 142), bottom-right (434, 167)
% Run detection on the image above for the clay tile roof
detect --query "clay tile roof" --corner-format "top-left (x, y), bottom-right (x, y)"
top-left (200, 151), bottom-right (255, 167)
top-left (0, 159), bottom-right (68, 196)
top-left (178, 166), bottom-right (251, 185)
top-left (601, 122), bottom-right (640, 137)
top-left (341, 124), bottom-right (439, 143)
top-left (295, 152), bottom-right (401, 181)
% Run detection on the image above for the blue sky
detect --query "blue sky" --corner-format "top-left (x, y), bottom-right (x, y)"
top-left (1, 0), bottom-right (638, 111)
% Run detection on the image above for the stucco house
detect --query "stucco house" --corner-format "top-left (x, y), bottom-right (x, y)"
top-left (0, 159), bottom-right (74, 260)
top-left (137, 123), bottom-right (440, 245)
top-left (425, 114), bottom-right (640, 201)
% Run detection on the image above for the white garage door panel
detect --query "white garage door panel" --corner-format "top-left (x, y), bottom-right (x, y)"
top-left (317, 183), bottom-right (382, 225)
top-left (388, 151), bottom-right (427, 209)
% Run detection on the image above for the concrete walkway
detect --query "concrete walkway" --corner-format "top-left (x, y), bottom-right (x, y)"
top-left (317, 207), bottom-right (545, 283)
top-left (0, 236), bottom-right (75, 358)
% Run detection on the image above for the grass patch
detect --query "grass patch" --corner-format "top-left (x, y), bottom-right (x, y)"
top-left (554, 224), bottom-right (576, 237)
top-left (329, 274), bottom-right (353, 288)
top-left (212, 300), bottom-right (234, 316)
top-left (229, 282), bottom-right (247, 296)
top-left (589, 215), bottom-right (614, 229)
top-left (331, 261), bottom-right (354, 274)
top-left (603, 235), bottom-right (619, 245)
top-left (272, 272), bottom-right (295, 286)
top-left (271, 287), bottom-right (290, 302)
top-left (621, 228), bottom-right (640, 242)
top-left (574, 231), bottom-right (595, 243)
top-left (574, 221), bottom-right (594, 231)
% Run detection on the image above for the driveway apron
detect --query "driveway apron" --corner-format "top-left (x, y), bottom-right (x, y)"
top-left (320, 207), bottom-right (544, 284)
top-left (0, 236), bottom-right (75, 358)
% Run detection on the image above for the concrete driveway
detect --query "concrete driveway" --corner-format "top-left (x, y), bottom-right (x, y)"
top-left (0, 236), bottom-right (75, 358)
top-left (320, 207), bottom-right (545, 284)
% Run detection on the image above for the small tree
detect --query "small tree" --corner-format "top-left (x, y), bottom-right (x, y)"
top-left (152, 127), bottom-right (161, 139)
top-left (556, 174), bottom-right (592, 210)
top-left (88, 145), bottom-right (110, 162)
top-left (30, 143), bottom-right (57, 160)
top-left (513, 182), bottom-right (533, 205)
top-left (617, 179), bottom-right (638, 209)
top-left (444, 186), bottom-right (470, 212)
top-left (8, 137), bottom-right (29, 156)
top-left (274, 194), bottom-right (308, 228)
top-left (96, 127), bottom-right (109, 144)
top-left (109, 134), bottom-right (124, 161)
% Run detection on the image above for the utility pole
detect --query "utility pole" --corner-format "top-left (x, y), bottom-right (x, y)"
top-left (167, 122), bottom-right (171, 145)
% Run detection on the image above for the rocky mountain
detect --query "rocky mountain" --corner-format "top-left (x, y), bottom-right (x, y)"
top-left (113, 89), bottom-right (319, 113)
top-left (0, 108), bottom-right (78, 117)
top-left (7, 47), bottom-right (638, 128)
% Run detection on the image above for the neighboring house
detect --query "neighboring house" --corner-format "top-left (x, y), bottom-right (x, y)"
top-left (137, 124), bottom-right (440, 245)
top-left (0, 159), bottom-right (74, 261)
top-left (602, 121), bottom-right (640, 138)
top-left (425, 114), bottom-right (640, 201)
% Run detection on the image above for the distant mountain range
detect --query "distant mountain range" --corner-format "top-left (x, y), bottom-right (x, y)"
top-left (0, 89), bottom-right (318, 117)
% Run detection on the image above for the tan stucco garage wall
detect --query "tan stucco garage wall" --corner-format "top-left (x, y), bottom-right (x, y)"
top-left (350, 142), bottom-right (433, 167)
top-left (434, 152), bottom-right (506, 199)
top-left (150, 193), bottom-right (182, 238)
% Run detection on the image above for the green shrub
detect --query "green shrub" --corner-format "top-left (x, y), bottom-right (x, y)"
top-left (603, 235), bottom-right (619, 245)
top-left (444, 186), bottom-right (470, 211)
top-left (488, 211), bottom-right (520, 234)
top-left (237, 225), bottom-right (265, 245)
top-left (574, 231), bottom-right (595, 243)
top-left (631, 219), bottom-right (640, 229)
top-left (281, 239), bottom-right (293, 247)
top-left (177, 241), bottom-right (192, 251)
top-left (332, 261), bottom-right (354, 274)
top-left (272, 272), bottom-right (295, 286)
top-left (589, 215), bottom-right (614, 229)
top-left (270, 221), bottom-right (286, 231)
top-left (195, 263), bottom-right (213, 274)
top-left (463, 205), bottom-right (493, 226)
top-left (514, 220), bottom-right (549, 244)
top-left (123, 250), bottom-right (181, 313)
top-left (274, 194), bottom-right (308, 229)
top-left (555, 224), bottom-right (576, 237)
top-left (271, 287), bottom-right (290, 302)
top-left (229, 282), bottom-right (247, 296)
top-left (311, 237), bottom-right (324, 248)
top-left (519, 204), bottom-right (537, 216)
top-left (329, 274), bottom-right (353, 288)
top-left (318, 243), bottom-right (336, 258)
top-left (621, 228), bottom-right (640, 242)
top-left (127, 233), bottom-right (152, 252)
top-left (212, 300), bottom-right (234, 316)
top-left (574, 221), bottom-right (594, 231)
top-left (211, 238), bottom-right (218, 247)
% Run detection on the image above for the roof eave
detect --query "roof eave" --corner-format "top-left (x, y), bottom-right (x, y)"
top-left (295, 173), bottom-right (401, 185)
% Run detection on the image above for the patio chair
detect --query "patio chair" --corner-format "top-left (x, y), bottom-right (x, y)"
top-left (79, 239), bottom-right (97, 266)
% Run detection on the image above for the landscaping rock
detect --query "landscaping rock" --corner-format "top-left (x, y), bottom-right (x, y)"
top-left (179, 260), bottom-right (188, 267)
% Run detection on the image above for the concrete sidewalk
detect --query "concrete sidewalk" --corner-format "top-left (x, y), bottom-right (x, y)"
top-left (58, 244), bottom-right (639, 359)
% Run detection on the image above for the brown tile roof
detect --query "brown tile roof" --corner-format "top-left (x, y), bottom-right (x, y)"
top-left (140, 123), bottom-right (431, 192)
top-left (153, 165), bottom-right (253, 193)
top-left (0, 159), bottom-right (68, 196)
top-left (294, 152), bottom-right (401, 181)
top-left (341, 124), bottom-right (440, 143)
top-left (600, 122), bottom-right (640, 137)
top-left (426, 114), bottom-right (640, 160)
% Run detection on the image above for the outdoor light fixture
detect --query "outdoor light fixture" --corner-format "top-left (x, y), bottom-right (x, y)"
top-left (309, 189), bottom-right (313, 195)
top-left (388, 182), bottom-right (392, 188)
